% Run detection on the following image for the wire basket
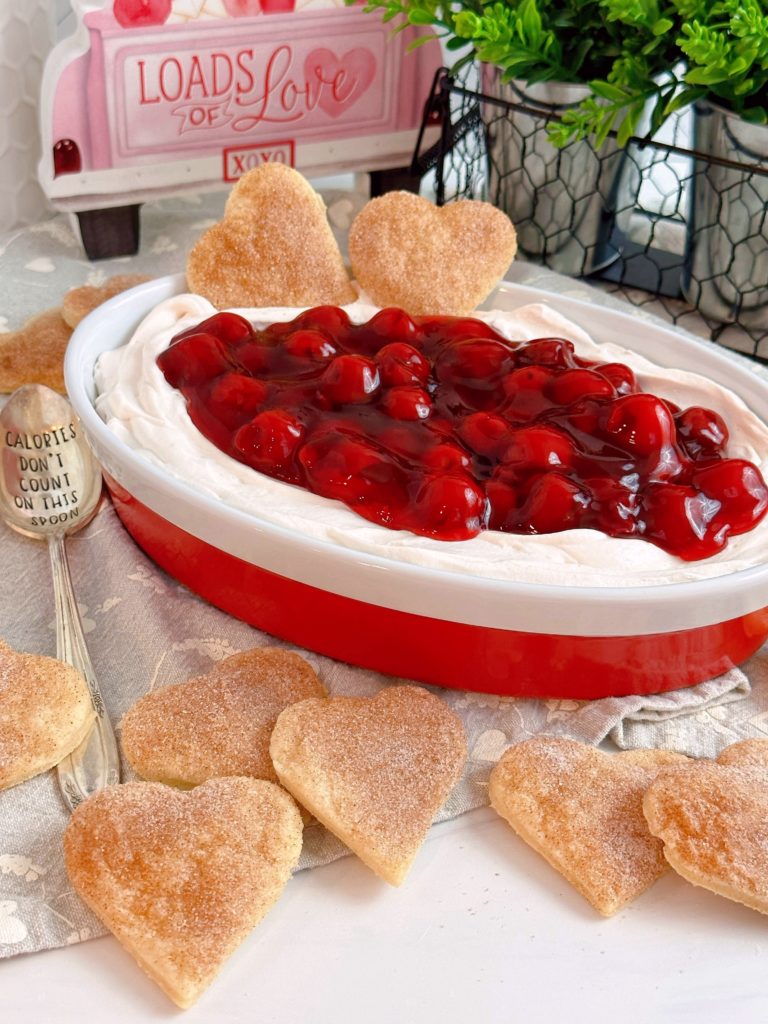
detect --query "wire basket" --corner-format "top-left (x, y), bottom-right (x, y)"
top-left (411, 68), bottom-right (768, 361)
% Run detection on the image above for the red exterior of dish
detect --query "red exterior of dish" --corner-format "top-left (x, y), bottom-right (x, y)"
top-left (106, 477), bottom-right (768, 699)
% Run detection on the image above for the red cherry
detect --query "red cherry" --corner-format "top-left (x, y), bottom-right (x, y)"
top-left (502, 365), bottom-right (556, 397)
top-left (583, 477), bottom-right (640, 537)
top-left (422, 443), bottom-right (472, 473)
top-left (157, 332), bottom-right (237, 388)
top-left (173, 312), bottom-right (252, 348)
top-left (295, 306), bottom-right (351, 335)
top-left (517, 337), bottom-right (576, 368)
top-left (693, 459), bottom-right (768, 532)
top-left (380, 386), bottom-right (433, 421)
top-left (206, 373), bottom-right (269, 430)
top-left (514, 473), bottom-right (588, 534)
top-left (369, 308), bottom-right (418, 343)
top-left (502, 366), bottom-right (556, 422)
top-left (424, 316), bottom-right (500, 343)
top-left (113, 0), bottom-right (171, 27)
top-left (598, 363), bottom-right (636, 395)
top-left (320, 354), bottom-right (379, 405)
top-left (435, 339), bottom-right (514, 384)
top-left (676, 406), bottom-right (729, 458)
top-left (501, 425), bottom-right (575, 473)
top-left (233, 410), bottom-right (304, 480)
top-left (641, 483), bottom-right (724, 558)
top-left (409, 474), bottom-right (486, 540)
top-left (603, 394), bottom-right (676, 456)
top-left (283, 329), bottom-right (337, 362)
top-left (560, 399), bottom-right (604, 448)
top-left (485, 477), bottom-right (519, 530)
top-left (549, 369), bottom-right (615, 406)
top-left (457, 412), bottom-right (509, 458)
top-left (300, 434), bottom-right (405, 509)
top-left (376, 343), bottom-right (430, 387)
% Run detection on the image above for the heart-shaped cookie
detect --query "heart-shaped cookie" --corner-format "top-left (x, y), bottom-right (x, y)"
top-left (64, 778), bottom-right (303, 1008)
top-left (348, 191), bottom-right (517, 316)
top-left (643, 738), bottom-right (768, 915)
top-left (0, 639), bottom-right (94, 790)
top-left (489, 737), bottom-right (688, 916)
top-left (0, 309), bottom-right (72, 394)
top-left (121, 647), bottom-right (326, 787)
top-left (186, 164), bottom-right (356, 309)
top-left (62, 274), bottom-right (150, 328)
top-left (269, 685), bottom-right (467, 885)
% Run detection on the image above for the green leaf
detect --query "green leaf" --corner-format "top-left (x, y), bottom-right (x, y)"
top-left (652, 17), bottom-right (674, 35)
top-left (408, 9), bottom-right (439, 25)
top-left (589, 79), bottom-right (630, 101)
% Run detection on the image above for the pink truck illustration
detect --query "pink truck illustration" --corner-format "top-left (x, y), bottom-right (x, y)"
top-left (40, 1), bottom-right (442, 258)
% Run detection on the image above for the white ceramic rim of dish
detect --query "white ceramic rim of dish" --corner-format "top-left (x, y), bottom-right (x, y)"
top-left (65, 273), bottom-right (768, 637)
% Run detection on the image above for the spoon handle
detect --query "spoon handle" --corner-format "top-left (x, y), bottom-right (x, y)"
top-left (48, 534), bottom-right (120, 811)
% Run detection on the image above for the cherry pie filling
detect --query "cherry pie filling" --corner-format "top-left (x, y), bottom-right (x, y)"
top-left (157, 307), bottom-right (768, 560)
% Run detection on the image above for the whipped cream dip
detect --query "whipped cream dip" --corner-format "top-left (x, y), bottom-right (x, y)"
top-left (95, 294), bottom-right (768, 588)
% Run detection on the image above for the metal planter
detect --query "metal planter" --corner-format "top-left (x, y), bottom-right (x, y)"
top-left (481, 67), bottom-right (628, 275)
top-left (684, 101), bottom-right (768, 330)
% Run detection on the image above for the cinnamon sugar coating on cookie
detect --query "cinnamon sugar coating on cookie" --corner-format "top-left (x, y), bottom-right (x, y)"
top-left (62, 274), bottom-right (150, 328)
top-left (121, 647), bottom-right (325, 788)
top-left (643, 741), bottom-right (768, 915)
top-left (186, 164), bottom-right (355, 309)
top-left (0, 639), bottom-right (94, 790)
top-left (270, 684), bottom-right (467, 885)
top-left (63, 778), bottom-right (303, 1008)
top-left (489, 737), bottom-right (688, 916)
top-left (0, 309), bottom-right (72, 393)
top-left (348, 191), bottom-right (517, 316)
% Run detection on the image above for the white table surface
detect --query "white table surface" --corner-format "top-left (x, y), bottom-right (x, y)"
top-left (4, 804), bottom-right (767, 1024)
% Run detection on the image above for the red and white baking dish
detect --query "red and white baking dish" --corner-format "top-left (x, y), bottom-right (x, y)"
top-left (65, 274), bottom-right (768, 699)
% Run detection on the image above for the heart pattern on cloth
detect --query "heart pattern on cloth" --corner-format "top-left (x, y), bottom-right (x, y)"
top-left (304, 48), bottom-right (377, 118)
top-left (121, 647), bottom-right (326, 787)
top-left (269, 685), bottom-right (467, 885)
top-left (488, 737), bottom-right (689, 916)
top-left (643, 738), bottom-right (768, 916)
top-left (0, 639), bottom-right (94, 791)
top-left (348, 190), bottom-right (518, 316)
top-left (186, 163), bottom-right (356, 309)
top-left (63, 778), bottom-right (303, 1008)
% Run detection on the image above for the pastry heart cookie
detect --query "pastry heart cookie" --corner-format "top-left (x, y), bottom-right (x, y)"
top-left (489, 737), bottom-right (688, 916)
top-left (186, 164), bottom-right (356, 309)
top-left (269, 685), bottom-right (467, 885)
top-left (348, 191), bottom-right (517, 315)
top-left (643, 738), bottom-right (768, 916)
top-left (62, 274), bottom-right (150, 328)
top-left (0, 309), bottom-right (72, 393)
top-left (64, 778), bottom-right (303, 1008)
top-left (121, 647), bottom-right (326, 787)
top-left (0, 639), bottom-right (94, 790)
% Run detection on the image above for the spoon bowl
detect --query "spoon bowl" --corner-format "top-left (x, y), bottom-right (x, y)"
top-left (0, 384), bottom-right (120, 809)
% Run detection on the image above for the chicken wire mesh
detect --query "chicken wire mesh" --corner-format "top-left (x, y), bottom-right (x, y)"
top-left (412, 69), bottom-right (768, 361)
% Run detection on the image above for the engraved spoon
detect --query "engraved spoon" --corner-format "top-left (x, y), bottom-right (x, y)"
top-left (0, 384), bottom-right (120, 810)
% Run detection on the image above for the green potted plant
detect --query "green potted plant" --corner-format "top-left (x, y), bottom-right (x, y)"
top-left (466, 0), bottom-right (768, 330)
top-left (352, 0), bottom-right (678, 274)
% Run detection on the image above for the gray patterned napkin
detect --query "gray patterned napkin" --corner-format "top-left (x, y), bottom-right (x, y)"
top-left (2, 195), bottom-right (768, 959)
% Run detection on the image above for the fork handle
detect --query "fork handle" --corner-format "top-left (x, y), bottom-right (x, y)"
top-left (49, 534), bottom-right (120, 811)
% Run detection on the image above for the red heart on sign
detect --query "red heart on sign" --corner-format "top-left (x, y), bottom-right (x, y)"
top-left (304, 47), bottom-right (377, 118)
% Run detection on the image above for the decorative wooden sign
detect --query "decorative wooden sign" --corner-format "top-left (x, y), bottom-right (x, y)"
top-left (39, 1), bottom-right (441, 257)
